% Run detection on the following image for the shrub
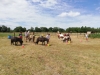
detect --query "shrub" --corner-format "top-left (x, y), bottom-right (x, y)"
top-left (89, 33), bottom-right (100, 38)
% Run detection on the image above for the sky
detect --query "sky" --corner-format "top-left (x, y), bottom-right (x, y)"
top-left (0, 0), bottom-right (100, 29)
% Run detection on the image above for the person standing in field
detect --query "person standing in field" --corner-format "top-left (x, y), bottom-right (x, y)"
top-left (19, 32), bottom-right (23, 40)
top-left (85, 33), bottom-right (88, 41)
top-left (27, 31), bottom-right (30, 36)
top-left (24, 31), bottom-right (28, 42)
top-left (46, 34), bottom-right (50, 42)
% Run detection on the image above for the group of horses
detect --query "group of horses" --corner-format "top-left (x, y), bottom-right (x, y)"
top-left (11, 33), bottom-right (71, 46)
top-left (26, 34), bottom-right (49, 45)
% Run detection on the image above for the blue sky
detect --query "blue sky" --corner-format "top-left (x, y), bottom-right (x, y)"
top-left (0, 0), bottom-right (100, 29)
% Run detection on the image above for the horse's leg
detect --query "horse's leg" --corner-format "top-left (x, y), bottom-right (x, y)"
top-left (26, 36), bottom-right (28, 42)
top-left (33, 36), bottom-right (35, 42)
top-left (63, 38), bottom-right (65, 42)
top-left (42, 41), bottom-right (43, 45)
top-left (28, 36), bottom-right (31, 42)
top-left (70, 38), bottom-right (71, 41)
top-left (36, 40), bottom-right (38, 44)
top-left (27, 35), bottom-right (30, 42)
top-left (15, 41), bottom-right (17, 45)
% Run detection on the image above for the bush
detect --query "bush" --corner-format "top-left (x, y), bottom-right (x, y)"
top-left (89, 33), bottom-right (100, 38)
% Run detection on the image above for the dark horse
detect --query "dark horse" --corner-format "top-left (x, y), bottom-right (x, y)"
top-left (35, 36), bottom-right (49, 45)
top-left (11, 37), bottom-right (23, 45)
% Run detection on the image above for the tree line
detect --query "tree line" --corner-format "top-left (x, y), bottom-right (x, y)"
top-left (0, 25), bottom-right (100, 33)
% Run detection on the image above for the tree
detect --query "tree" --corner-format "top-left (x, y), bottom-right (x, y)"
top-left (14, 26), bottom-right (24, 32)
top-left (58, 28), bottom-right (65, 32)
top-left (66, 27), bottom-right (72, 32)
top-left (7, 27), bottom-right (10, 32)
top-left (1, 25), bottom-right (7, 32)
top-left (35, 27), bottom-right (41, 32)
top-left (0, 26), bottom-right (2, 32)
top-left (48, 27), bottom-right (53, 32)
top-left (30, 27), bottom-right (34, 32)
top-left (52, 27), bottom-right (59, 32)
top-left (23, 27), bottom-right (26, 32)
top-left (40, 27), bottom-right (48, 32)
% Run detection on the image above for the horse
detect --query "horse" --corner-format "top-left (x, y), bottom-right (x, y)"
top-left (62, 36), bottom-right (71, 42)
top-left (35, 36), bottom-right (49, 45)
top-left (25, 34), bottom-right (35, 43)
top-left (57, 33), bottom-right (71, 42)
top-left (58, 33), bottom-right (71, 40)
top-left (11, 37), bottom-right (23, 45)
top-left (58, 33), bottom-right (64, 39)
top-left (28, 34), bottom-right (35, 42)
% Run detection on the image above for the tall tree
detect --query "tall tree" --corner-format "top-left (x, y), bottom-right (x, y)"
top-left (35, 27), bottom-right (41, 32)
top-left (7, 27), bottom-right (10, 32)
top-left (48, 27), bottom-right (53, 32)
top-left (30, 27), bottom-right (34, 32)
top-left (40, 27), bottom-right (48, 32)
top-left (58, 28), bottom-right (65, 32)
top-left (52, 27), bottom-right (59, 32)
top-left (14, 26), bottom-right (23, 32)
top-left (1, 25), bottom-right (7, 32)
top-left (0, 26), bottom-right (2, 32)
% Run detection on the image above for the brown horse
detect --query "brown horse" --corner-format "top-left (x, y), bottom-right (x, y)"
top-left (63, 36), bottom-right (71, 42)
top-left (28, 35), bottom-right (35, 42)
top-left (58, 33), bottom-right (64, 39)
top-left (35, 36), bottom-right (49, 45)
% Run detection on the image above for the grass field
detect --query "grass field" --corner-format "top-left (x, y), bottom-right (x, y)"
top-left (0, 33), bottom-right (100, 75)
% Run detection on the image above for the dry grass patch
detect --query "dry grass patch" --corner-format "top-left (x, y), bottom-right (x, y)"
top-left (0, 33), bottom-right (100, 75)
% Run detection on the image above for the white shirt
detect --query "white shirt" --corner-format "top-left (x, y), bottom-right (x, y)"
top-left (46, 35), bottom-right (50, 39)
top-left (85, 34), bottom-right (88, 38)
top-left (25, 32), bottom-right (28, 36)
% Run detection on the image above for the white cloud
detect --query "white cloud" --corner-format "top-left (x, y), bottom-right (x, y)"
top-left (58, 11), bottom-right (80, 17)
top-left (58, 12), bottom-right (67, 17)
top-left (31, 0), bottom-right (41, 2)
top-left (0, 0), bottom-right (100, 30)
top-left (66, 15), bottom-right (100, 28)
top-left (39, 0), bottom-right (57, 8)
top-left (31, 0), bottom-right (57, 8)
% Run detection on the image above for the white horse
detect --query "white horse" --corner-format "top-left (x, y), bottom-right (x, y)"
top-left (58, 33), bottom-right (64, 39)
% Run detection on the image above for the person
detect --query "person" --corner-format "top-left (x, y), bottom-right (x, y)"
top-left (46, 34), bottom-right (50, 42)
top-left (85, 33), bottom-right (88, 41)
top-left (27, 31), bottom-right (30, 36)
top-left (19, 32), bottom-right (23, 39)
top-left (24, 31), bottom-right (28, 42)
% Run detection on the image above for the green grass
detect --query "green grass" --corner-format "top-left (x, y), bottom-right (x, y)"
top-left (0, 33), bottom-right (100, 75)
top-left (89, 33), bottom-right (100, 38)
top-left (0, 32), bottom-right (16, 38)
